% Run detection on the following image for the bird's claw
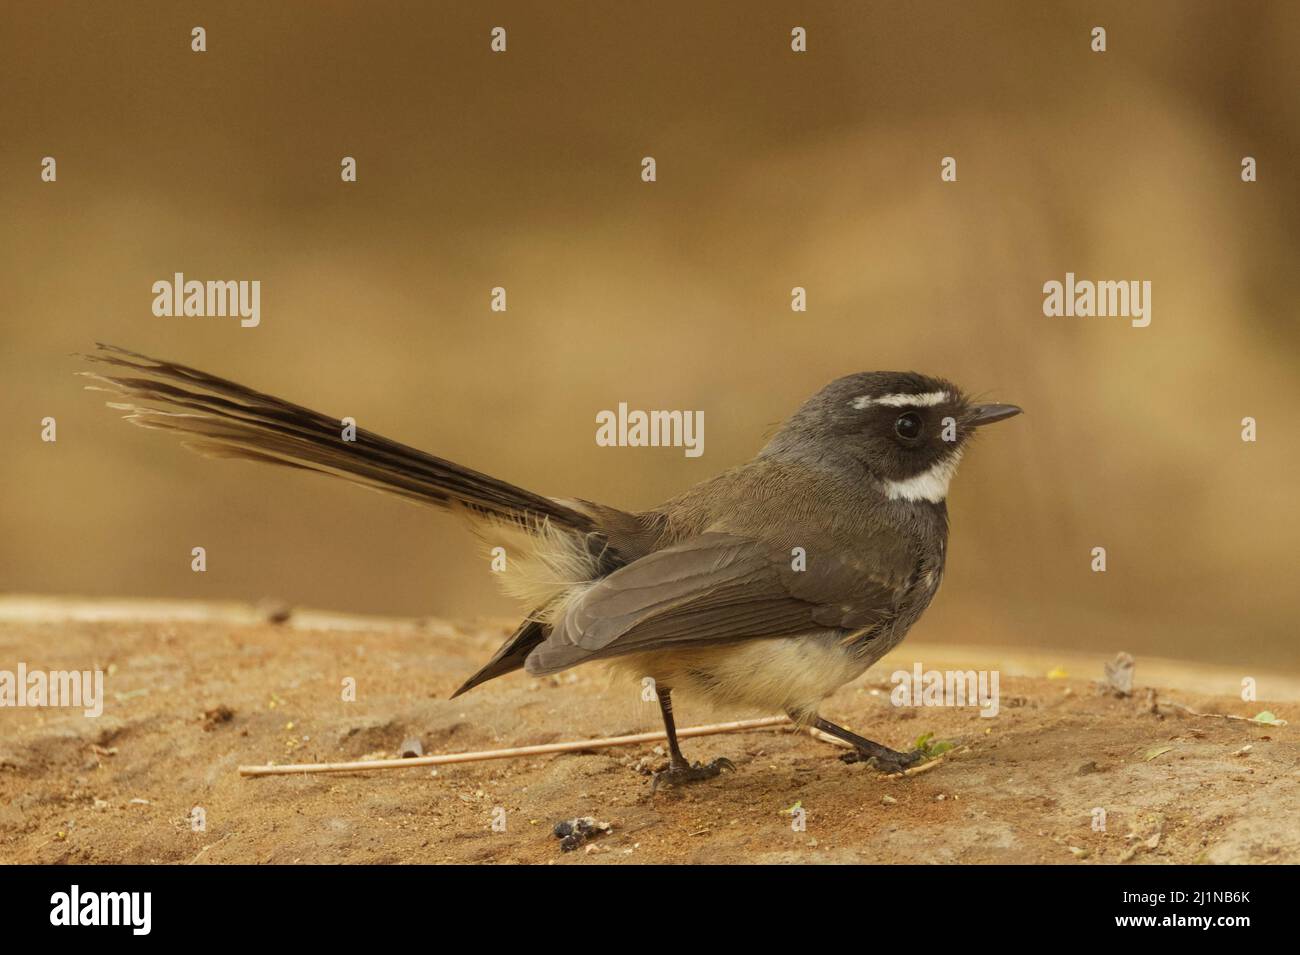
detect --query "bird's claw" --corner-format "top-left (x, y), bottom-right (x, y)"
top-left (839, 747), bottom-right (926, 773)
top-left (651, 756), bottom-right (735, 792)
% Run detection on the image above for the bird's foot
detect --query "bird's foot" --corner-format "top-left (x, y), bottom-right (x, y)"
top-left (839, 745), bottom-right (926, 774)
top-left (651, 757), bottom-right (735, 792)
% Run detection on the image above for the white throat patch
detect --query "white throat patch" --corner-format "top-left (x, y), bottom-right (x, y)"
top-left (882, 448), bottom-right (964, 503)
top-left (851, 391), bottom-right (949, 409)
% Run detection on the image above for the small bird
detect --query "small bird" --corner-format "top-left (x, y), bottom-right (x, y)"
top-left (81, 344), bottom-right (1021, 784)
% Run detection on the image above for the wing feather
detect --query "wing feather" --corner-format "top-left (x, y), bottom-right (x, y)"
top-left (525, 532), bottom-right (903, 674)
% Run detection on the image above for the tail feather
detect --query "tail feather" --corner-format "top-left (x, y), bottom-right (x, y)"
top-left (449, 618), bottom-right (549, 698)
top-left (80, 343), bottom-right (597, 533)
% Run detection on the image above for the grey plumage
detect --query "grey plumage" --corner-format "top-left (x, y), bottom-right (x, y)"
top-left (83, 344), bottom-right (1019, 774)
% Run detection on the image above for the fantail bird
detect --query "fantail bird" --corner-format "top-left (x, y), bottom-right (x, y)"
top-left (81, 343), bottom-right (1021, 784)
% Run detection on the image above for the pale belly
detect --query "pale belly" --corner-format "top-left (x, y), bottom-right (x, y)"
top-left (611, 631), bottom-right (873, 724)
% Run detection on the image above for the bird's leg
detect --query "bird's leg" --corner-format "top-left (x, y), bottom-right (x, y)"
top-left (812, 716), bottom-right (925, 773)
top-left (650, 688), bottom-right (735, 791)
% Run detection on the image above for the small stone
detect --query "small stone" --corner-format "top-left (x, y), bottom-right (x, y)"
top-left (202, 705), bottom-right (234, 731)
top-left (1102, 652), bottom-right (1135, 697)
top-left (256, 598), bottom-right (293, 624)
top-left (399, 738), bottom-right (424, 758)
top-left (552, 816), bottom-right (611, 852)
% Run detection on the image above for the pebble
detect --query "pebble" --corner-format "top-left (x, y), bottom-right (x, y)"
top-left (399, 738), bottom-right (424, 758)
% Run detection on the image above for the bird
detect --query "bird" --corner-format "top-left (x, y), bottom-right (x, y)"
top-left (80, 343), bottom-right (1021, 785)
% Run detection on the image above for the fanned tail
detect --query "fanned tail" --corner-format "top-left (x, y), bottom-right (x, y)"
top-left (78, 342), bottom-right (597, 533)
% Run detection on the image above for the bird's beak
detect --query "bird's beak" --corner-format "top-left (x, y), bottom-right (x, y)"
top-left (969, 403), bottom-right (1023, 427)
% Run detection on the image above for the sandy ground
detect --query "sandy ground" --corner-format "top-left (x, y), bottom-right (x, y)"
top-left (1, 597), bottom-right (1296, 865)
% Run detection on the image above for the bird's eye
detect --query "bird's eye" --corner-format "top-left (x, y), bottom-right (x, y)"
top-left (894, 412), bottom-right (923, 440)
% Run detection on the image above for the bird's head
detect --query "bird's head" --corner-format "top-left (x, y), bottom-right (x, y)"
top-left (763, 371), bottom-right (1021, 503)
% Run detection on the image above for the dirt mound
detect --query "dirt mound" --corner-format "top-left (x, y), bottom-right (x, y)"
top-left (1, 600), bottom-right (1295, 864)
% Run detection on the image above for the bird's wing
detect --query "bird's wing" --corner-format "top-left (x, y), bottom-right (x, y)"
top-left (525, 531), bottom-right (908, 674)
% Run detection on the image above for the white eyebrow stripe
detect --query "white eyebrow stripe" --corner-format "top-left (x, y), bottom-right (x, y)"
top-left (851, 391), bottom-right (949, 409)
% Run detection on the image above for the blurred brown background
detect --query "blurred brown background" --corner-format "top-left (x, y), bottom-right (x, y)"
top-left (2, 2), bottom-right (1297, 671)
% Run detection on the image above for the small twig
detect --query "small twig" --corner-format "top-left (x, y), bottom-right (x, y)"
top-left (185, 833), bottom-right (232, 865)
top-left (239, 715), bottom-right (791, 777)
top-left (881, 745), bottom-right (970, 779)
top-left (1158, 701), bottom-right (1287, 726)
top-left (808, 726), bottom-right (852, 748)
top-left (808, 727), bottom-right (965, 777)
